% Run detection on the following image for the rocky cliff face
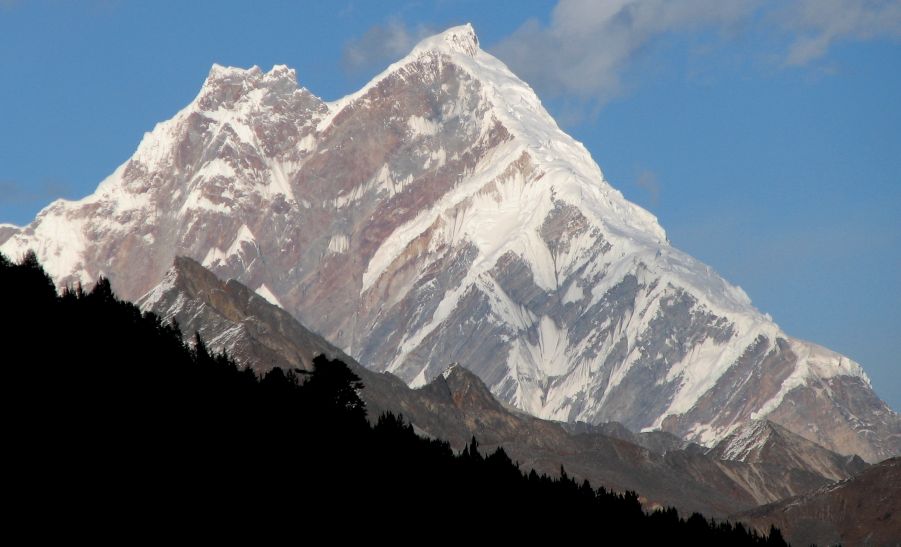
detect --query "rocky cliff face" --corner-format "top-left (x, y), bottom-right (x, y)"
top-left (3, 25), bottom-right (898, 461)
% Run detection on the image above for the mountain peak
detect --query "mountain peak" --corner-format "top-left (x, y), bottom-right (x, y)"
top-left (198, 63), bottom-right (299, 110)
top-left (203, 63), bottom-right (298, 86)
top-left (441, 362), bottom-right (460, 379)
top-left (201, 64), bottom-right (263, 97)
top-left (206, 63), bottom-right (261, 81)
top-left (5, 25), bottom-right (898, 464)
top-left (705, 419), bottom-right (870, 485)
top-left (414, 23), bottom-right (479, 57)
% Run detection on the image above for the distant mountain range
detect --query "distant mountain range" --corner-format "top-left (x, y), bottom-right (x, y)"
top-left (2, 24), bottom-right (898, 463)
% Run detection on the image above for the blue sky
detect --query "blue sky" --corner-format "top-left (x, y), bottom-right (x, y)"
top-left (1, 1), bottom-right (899, 409)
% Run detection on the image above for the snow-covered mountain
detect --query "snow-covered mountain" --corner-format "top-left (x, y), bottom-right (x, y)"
top-left (139, 256), bottom-right (870, 516)
top-left (2, 25), bottom-right (898, 461)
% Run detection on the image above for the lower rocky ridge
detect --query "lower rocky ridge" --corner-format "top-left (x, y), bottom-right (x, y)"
top-left (136, 257), bottom-right (884, 523)
top-left (734, 458), bottom-right (901, 547)
top-left (707, 419), bottom-right (868, 483)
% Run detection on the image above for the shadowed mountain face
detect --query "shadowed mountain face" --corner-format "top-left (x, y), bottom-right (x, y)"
top-left (4, 25), bottom-right (898, 461)
top-left (137, 255), bottom-right (351, 373)
top-left (736, 458), bottom-right (901, 547)
top-left (139, 257), bottom-right (873, 518)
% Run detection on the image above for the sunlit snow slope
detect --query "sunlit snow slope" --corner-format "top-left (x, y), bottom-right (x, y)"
top-left (3, 25), bottom-right (898, 461)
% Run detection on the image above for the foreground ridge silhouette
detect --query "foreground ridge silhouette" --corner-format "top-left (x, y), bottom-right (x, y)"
top-left (0, 250), bottom-right (788, 544)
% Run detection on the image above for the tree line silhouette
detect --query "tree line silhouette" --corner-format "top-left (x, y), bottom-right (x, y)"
top-left (0, 251), bottom-right (788, 543)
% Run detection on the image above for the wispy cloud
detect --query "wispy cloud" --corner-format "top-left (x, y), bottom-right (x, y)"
top-left (342, 1), bottom-right (901, 118)
top-left (342, 18), bottom-right (437, 73)
top-left (489, 0), bottom-right (901, 117)
top-left (492, 0), bottom-right (760, 111)
top-left (778, 0), bottom-right (901, 65)
top-left (337, 3), bottom-right (355, 18)
top-left (0, 180), bottom-right (74, 205)
top-left (633, 169), bottom-right (661, 207)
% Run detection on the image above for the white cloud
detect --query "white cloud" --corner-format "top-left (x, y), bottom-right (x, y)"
top-left (492, 0), bottom-right (760, 108)
top-left (490, 0), bottom-right (901, 114)
top-left (342, 18), bottom-right (436, 73)
top-left (779, 0), bottom-right (901, 65)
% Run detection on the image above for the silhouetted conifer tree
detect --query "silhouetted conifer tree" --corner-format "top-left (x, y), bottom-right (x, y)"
top-left (0, 250), bottom-right (791, 545)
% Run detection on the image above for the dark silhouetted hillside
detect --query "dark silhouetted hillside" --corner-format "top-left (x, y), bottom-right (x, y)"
top-left (0, 251), bottom-right (786, 544)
